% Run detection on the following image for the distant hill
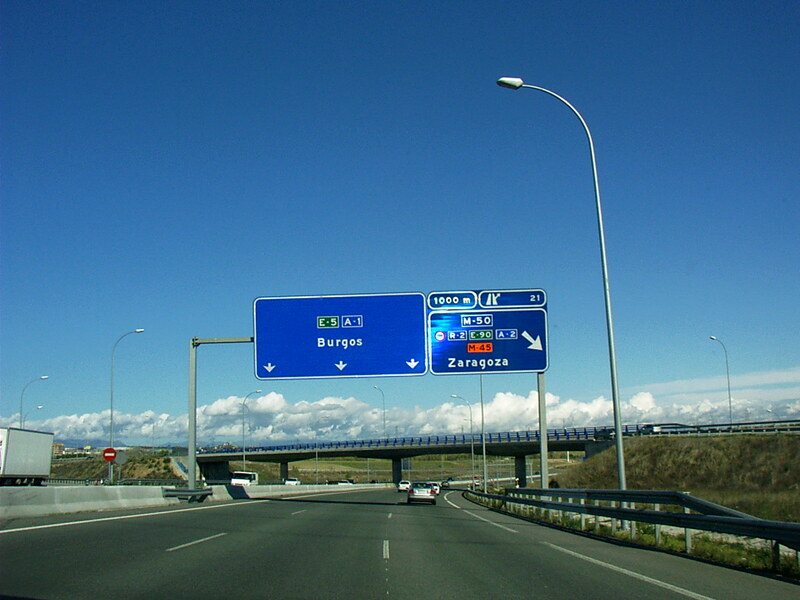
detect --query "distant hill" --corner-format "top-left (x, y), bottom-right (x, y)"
top-left (555, 434), bottom-right (800, 522)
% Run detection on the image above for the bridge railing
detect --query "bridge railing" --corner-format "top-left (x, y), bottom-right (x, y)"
top-left (196, 420), bottom-right (800, 456)
top-left (465, 487), bottom-right (800, 569)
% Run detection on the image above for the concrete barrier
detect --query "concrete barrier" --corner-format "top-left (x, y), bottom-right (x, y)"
top-left (0, 483), bottom-right (393, 519)
top-left (0, 486), bottom-right (181, 519)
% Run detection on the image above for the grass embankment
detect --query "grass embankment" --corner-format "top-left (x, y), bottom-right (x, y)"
top-left (555, 434), bottom-right (800, 523)
top-left (51, 450), bottom-right (179, 481)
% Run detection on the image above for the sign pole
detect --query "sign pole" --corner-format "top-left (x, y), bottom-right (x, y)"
top-left (538, 372), bottom-right (549, 489)
top-left (187, 337), bottom-right (253, 489)
top-left (480, 375), bottom-right (488, 490)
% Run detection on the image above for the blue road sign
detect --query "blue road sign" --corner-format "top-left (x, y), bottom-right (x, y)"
top-left (254, 293), bottom-right (428, 379)
top-left (428, 307), bottom-right (548, 375)
top-left (477, 289), bottom-right (546, 308)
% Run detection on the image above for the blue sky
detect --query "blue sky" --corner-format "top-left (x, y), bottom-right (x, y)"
top-left (2, 1), bottom-right (798, 446)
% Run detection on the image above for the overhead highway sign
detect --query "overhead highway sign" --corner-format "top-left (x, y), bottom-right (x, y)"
top-left (254, 293), bottom-right (427, 380)
top-left (427, 289), bottom-right (548, 375)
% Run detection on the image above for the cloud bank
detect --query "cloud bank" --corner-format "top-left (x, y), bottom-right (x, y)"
top-left (5, 367), bottom-right (798, 447)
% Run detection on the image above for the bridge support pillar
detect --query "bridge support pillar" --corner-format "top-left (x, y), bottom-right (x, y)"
top-left (199, 461), bottom-right (231, 483)
top-left (514, 456), bottom-right (527, 488)
top-left (279, 462), bottom-right (289, 483)
top-left (391, 458), bottom-right (402, 484)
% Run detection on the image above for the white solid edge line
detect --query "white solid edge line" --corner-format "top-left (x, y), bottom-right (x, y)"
top-left (0, 499), bottom-right (273, 535)
top-left (444, 491), bottom-right (517, 533)
top-left (1, 488), bottom-right (379, 536)
top-left (541, 543), bottom-right (717, 600)
top-left (166, 532), bottom-right (227, 553)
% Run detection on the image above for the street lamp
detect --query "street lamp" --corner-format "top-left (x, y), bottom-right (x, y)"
top-left (19, 375), bottom-right (48, 428)
top-left (241, 390), bottom-right (262, 471)
top-left (109, 329), bottom-right (144, 483)
top-left (709, 336), bottom-right (733, 429)
top-left (451, 394), bottom-right (476, 489)
top-left (373, 385), bottom-right (386, 438)
top-left (22, 405), bottom-right (44, 428)
top-left (497, 76), bottom-right (626, 490)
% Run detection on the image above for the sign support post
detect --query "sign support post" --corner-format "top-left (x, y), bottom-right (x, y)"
top-left (538, 372), bottom-right (548, 489)
top-left (188, 337), bottom-right (252, 490)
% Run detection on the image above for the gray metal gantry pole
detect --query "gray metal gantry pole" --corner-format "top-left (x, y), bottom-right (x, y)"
top-left (188, 337), bottom-right (253, 489)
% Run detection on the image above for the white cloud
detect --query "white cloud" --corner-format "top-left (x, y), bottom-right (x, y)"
top-left (630, 367), bottom-right (800, 396)
top-left (5, 367), bottom-right (797, 446)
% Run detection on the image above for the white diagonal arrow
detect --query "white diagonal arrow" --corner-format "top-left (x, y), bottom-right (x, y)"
top-left (406, 358), bottom-right (419, 369)
top-left (522, 331), bottom-right (543, 351)
top-left (263, 363), bottom-right (276, 373)
top-left (335, 361), bottom-right (348, 371)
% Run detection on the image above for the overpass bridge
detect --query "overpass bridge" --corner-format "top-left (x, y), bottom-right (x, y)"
top-left (196, 420), bottom-right (799, 484)
top-left (197, 426), bottom-right (618, 484)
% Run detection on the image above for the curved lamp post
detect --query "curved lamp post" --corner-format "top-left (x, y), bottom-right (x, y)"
top-left (451, 394), bottom-right (476, 488)
top-left (22, 405), bottom-right (44, 428)
top-left (19, 375), bottom-right (48, 428)
top-left (241, 390), bottom-right (262, 471)
top-left (373, 385), bottom-right (386, 438)
top-left (109, 329), bottom-right (144, 483)
top-left (709, 336), bottom-right (733, 429)
top-left (372, 385), bottom-right (386, 440)
top-left (497, 76), bottom-right (626, 490)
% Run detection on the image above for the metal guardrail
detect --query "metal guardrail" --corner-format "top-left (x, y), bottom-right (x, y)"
top-left (466, 487), bottom-right (800, 565)
top-left (163, 487), bottom-right (213, 502)
top-left (197, 420), bottom-right (800, 456)
top-left (47, 478), bottom-right (185, 486)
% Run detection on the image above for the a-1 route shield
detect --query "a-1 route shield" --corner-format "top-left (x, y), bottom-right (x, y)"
top-left (428, 308), bottom-right (548, 375)
top-left (254, 293), bottom-right (428, 380)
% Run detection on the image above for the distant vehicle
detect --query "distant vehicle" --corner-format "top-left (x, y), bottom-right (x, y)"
top-left (639, 424), bottom-right (662, 435)
top-left (230, 471), bottom-right (258, 486)
top-left (594, 428), bottom-right (615, 441)
top-left (336, 480), bottom-right (355, 485)
top-left (0, 427), bottom-right (54, 486)
top-left (430, 482), bottom-right (441, 495)
top-left (284, 477), bottom-right (301, 485)
top-left (441, 476), bottom-right (454, 489)
top-left (397, 480), bottom-right (411, 492)
top-left (407, 481), bottom-right (436, 505)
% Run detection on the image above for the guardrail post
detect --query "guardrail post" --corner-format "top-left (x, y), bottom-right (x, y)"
top-left (772, 541), bottom-right (780, 571)
top-left (654, 503), bottom-right (662, 547)
top-left (630, 500), bottom-right (637, 541)
top-left (580, 498), bottom-right (586, 530)
top-left (594, 500), bottom-right (600, 533)
top-left (684, 506), bottom-right (692, 554)
top-left (611, 501), bottom-right (618, 535)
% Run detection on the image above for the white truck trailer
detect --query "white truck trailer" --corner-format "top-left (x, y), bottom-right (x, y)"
top-left (0, 427), bottom-right (54, 486)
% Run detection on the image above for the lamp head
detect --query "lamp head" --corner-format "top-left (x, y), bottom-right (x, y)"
top-left (709, 336), bottom-right (717, 341)
top-left (40, 375), bottom-right (49, 380)
top-left (134, 329), bottom-right (144, 333)
top-left (497, 77), bottom-right (524, 89)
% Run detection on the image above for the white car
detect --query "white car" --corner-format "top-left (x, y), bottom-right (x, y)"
top-left (430, 482), bottom-right (441, 495)
top-left (284, 477), bottom-right (301, 485)
top-left (397, 480), bottom-right (411, 492)
top-left (230, 471), bottom-right (258, 486)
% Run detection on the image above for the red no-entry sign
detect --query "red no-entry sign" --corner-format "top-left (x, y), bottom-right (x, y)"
top-left (102, 447), bottom-right (117, 462)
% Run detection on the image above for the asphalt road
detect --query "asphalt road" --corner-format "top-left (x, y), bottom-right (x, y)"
top-left (0, 487), bottom-right (796, 600)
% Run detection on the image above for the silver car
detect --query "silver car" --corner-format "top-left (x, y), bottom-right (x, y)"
top-left (407, 481), bottom-right (436, 505)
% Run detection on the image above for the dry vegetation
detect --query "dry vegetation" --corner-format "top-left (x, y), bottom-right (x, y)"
top-left (555, 434), bottom-right (800, 522)
top-left (51, 449), bottom-right (179, 481)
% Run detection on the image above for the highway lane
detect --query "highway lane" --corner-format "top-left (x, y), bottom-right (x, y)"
top-left (0, 487), bottom-right (796, 599)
